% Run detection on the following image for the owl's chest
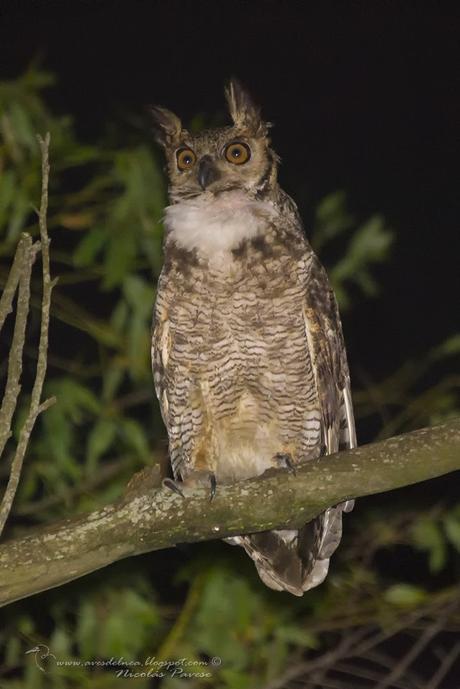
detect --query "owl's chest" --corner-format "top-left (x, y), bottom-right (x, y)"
top-left (162, 191), bottom-right (308, 358)
top-left (164, 191), bottom-right (278, 256)
top-left (168, 251), bottom-right (305, 345)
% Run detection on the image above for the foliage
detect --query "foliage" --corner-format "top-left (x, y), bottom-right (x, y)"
top-left (1, 66), bottom-right (165, 518)
top-left (312, 190), bottom-right (394, 309)
top-left (0, 68), bottom-right (459, 688)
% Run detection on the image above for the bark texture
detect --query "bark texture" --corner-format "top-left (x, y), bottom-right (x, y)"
top-left (0, 418), bottom-right (459, 608)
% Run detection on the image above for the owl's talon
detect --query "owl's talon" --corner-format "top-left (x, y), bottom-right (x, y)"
top-left (274, 452), bottom-right (297, 476)
top-left (162, 477), bottom-right (185, 498)
top-left (209, 472), bottom-right (217, 501)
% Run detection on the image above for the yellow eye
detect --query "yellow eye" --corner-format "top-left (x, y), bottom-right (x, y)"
top-left (224, 142), bottom-right (251, 165)
top-left (176, 148), bottom-right (196, 171)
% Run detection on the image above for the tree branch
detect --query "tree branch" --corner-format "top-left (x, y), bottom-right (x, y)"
top-left (0, 133), bottom-right (56, 536)
top-left (0, 234), bottom-right (32, 333)
top-left (0, 418), bottom-right (458, 608)
top-left (0, 234), bottom-right (39, 459)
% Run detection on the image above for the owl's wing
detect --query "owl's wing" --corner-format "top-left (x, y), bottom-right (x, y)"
top-left (152, 272), bottom-right (201, 482)
top-left (300, 253), bottom-right (356, 576)
top-left (276, 192), bottom-right (356, 453)
top-left (151, 277), bottom-right (171, 428)
top-left (302, 253), bottom-right (356, 456)
top-left (152, 323), bottom-right (170, 427)
top-left (229, 251), bottom-right (357, 596)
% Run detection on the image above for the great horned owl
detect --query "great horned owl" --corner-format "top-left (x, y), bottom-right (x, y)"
top-left (151, 80), bottom-right (356, 596)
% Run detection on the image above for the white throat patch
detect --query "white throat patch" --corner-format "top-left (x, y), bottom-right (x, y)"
top-left (164, 191), bottom-right (277, 256)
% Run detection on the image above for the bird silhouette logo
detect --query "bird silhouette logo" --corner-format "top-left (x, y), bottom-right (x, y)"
top-left (25, 644), bottom-right (57, 672)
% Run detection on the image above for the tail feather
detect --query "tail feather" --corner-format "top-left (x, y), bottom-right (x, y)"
top-left (317, 505), bottom-right (343, 559)
top-left (226, 505), bottom-right (346, 596)
top-left (224, 382), bottom-right (356, 596)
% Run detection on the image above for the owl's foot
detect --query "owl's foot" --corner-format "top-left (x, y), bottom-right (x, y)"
top-left (209, 472), bottom-right (217, 501)
top-left (190, 470), bottom-right (217, 501)
top-left (162, 472), bottom-right (217, 501)
top-left (162, 477), bottom-right (185, 498)
top-left (274, 452), bottom-right (297, 476)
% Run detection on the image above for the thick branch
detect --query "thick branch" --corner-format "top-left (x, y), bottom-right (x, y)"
top-left (0, 418), bottom-right (459, 608)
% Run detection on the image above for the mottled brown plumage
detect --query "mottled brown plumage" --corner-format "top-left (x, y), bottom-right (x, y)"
top-left (151, 80), bottom-right (356, 595)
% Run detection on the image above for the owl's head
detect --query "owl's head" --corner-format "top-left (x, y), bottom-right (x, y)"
top-left (151, 80), bottom-right (279, 203)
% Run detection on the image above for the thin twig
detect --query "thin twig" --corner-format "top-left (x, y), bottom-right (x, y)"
top-left (278, 597), bottom-right (458, 689)
top-left (335, 660), bottom-right (417, 689)
top-left (13, 455), bottom-right (133, 517)
top-left (32, 133), bottom-right (57, 409)
top-left (262, 627), bottom-right (370, 689)
top-left (365, 649), bottom-right (424, 688)
top-left (302, 677), bottom-right (358, 689)
top-left (352, 601), bottom-right (445, 660)
top-left (374, 602), bottom-right (455, 689)
top-left (0, 133), bottom-right (56, 536)
top-left (424, 641), bottom-right (460, 689)
top-left (0, 236), bottom-right (30, 333)
top-left (155, 572), bottom-right (207, 661)
top-left (274, 594), bottom-right (459, 689)
top-left (0, 236), bottom-right (39, 458)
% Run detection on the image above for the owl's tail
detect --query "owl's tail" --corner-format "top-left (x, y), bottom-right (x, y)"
top-left (226, 502), bottom-right (352, 596)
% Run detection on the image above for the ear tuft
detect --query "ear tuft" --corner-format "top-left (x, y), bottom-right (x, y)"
top-left (149, 105), bottom-right (182, 147)
top-left (224, 78), bottom-right (267, 135)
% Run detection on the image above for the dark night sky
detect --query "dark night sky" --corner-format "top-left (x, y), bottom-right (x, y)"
top-left (1, 0), bottom-right (459, 380)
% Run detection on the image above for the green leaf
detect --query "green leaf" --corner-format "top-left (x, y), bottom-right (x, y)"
top-left (40, 404), bottom-right (76, 473)
top-left (17, 615), bottom-right (35, 635)
top-left (76, 600), bottom-right (98, 659)
top-left (49, 626), bottom-right (72, 656)
top-left (47, 378), bottom-right (101, 418)
top-left (120, 418), bottom-right (150, 459)
top-left (313, 190), bottom-right (354, 250)
top-left (7, 189), bottom-right (31, 242)
top-left (384, 584), bottom-right (427, 607)
top-left (110, 299), bottom-right (129, 332)
top-left (331, 213), bottom-right (393, 308)
top-left (73, 226), bottom-right (107, 267)
top-left (123, 275), bottom-right (155, 318)
top-left (432, 334), bottom-right (460, 359)
top-left (5, 635), bottom-right (22, 666)
top-left (275, 625), bottom-right (318, 648)
top-left (103, 228), bottom-right (138, 288)
top-left (412, 517), bottom-right (447, 572)
top-left (443, 508), bottom-right (460, 552)
top-left (0, 170), bottom-right (16, 229)
top-left (218, 669), bottom-right (254, 689)
top-left (8, 101), bottom-right (37, 151)
top-left (96, 588), bottom-right (160, 658)
top-left (86, 417), bottom-right (117, 471)
top-left (184, 566), bottom-right (267, 670)
top-left (102, 364), bottom-right (125, 402)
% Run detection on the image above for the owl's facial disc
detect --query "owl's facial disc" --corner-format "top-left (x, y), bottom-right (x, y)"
top-left (197, 155), bottom-right (221, 190)
top-left (192, 141), bottom-right (253, 193)
top-left (166, 128), bottom-right (276, 203)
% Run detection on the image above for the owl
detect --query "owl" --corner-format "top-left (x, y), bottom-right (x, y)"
top-left (150, 80), bottom-right (356, 596)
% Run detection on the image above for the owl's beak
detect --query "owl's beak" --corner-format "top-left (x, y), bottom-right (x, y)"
top-left (197, 156), bottom-right (220, 190)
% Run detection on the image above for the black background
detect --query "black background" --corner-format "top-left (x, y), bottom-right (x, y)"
top-left (1, 0), bottom-right (459, 384)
